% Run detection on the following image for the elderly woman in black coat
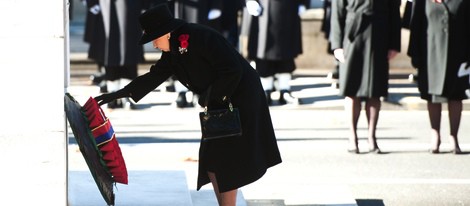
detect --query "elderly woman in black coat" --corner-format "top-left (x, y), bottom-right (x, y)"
top-left (330, 0), bottom-right (402, 153)
top-left (408, 0), bottom-right (470, 154)
top-left (95, 4), bottom-right (282, 205)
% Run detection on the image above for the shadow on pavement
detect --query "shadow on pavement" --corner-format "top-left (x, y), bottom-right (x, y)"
top-left (356, 199), bottom-right (385, 206)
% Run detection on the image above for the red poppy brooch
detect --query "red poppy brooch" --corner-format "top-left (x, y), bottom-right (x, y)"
top-left (178, 34), bottom-right (189, 54)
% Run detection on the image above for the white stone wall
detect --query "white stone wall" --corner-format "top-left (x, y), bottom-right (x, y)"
top-left (0, 1), bottom-right (68, 205)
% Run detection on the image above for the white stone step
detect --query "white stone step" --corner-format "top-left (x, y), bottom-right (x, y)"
top-left (190, 189), bottom-right (247, 206)
top-left (69, 170), bottom-right (193, 206)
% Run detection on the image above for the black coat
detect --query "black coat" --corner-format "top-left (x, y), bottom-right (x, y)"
top-left (321, 0), bottom-right (334, 53)
top-left (123, 23), bottom-right (282, 192)
top-left (167, 0), bottom-right (223, 30)
top-left (407, 0), bottom-right (470, 99)
top-left (85, 0), bottom-right (152, 67)
top-left (330, 0), bottom-right (401, 97)
top-left (244, 0), bottom-right (309, 60)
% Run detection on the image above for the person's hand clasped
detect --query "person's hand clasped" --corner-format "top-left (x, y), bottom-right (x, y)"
top-left (333, 48), bottom-right (346, 63)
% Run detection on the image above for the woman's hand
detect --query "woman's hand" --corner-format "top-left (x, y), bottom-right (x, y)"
top-left (333, 48), bottom-right (346, 63)
top-left (95, 89), bottom-right (129, 106)
top-left (95, 93), bottom-right (118, 106)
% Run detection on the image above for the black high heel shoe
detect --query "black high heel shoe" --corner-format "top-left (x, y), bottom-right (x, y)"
top-left (429, 148), bottom-right (439, 154)
top-left (369, 147), bottom-right (381, 154)
top-left (348, 141), bottom-right (359, 154)
top-left (430, 138), bottom-right (441, 154)
top-left (348, 148), bottom-right (359, 154)
top-left (452, 147), bottom-right (462, 154)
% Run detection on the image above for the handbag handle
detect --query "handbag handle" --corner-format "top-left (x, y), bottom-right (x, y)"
top-left (203, 86), bottom-right (233, 115)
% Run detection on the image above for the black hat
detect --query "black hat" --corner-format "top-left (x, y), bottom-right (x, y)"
top-left (138, 4), bottom-right (186, 45)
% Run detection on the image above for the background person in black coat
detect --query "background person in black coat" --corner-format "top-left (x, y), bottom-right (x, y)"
top-left (330, 0), bottom-right (401, 154)
top-left (243, 0), bottom-right (309, 105)
top-left (220, 0), bottom-right (244, 48)
top-left (95, 4), bottom-right (282, 205)
top-left (407, 0), bottom-right (470, 154)
top-left (83, 0), bottom-right (155, 108)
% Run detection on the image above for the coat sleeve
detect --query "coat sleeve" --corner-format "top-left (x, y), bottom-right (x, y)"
top-left (124, 53), bottom-right (173, 102)
top-left (465, 2), bottom-right (470, 64)
top-left (407, 0), bottom-right (427, 69)
top-left (388, 0), bottom-right (402, 52)
top-left (329, 0), bottom-right (347, 50)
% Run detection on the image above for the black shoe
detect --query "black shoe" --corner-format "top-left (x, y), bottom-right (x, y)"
top-left (166, 84), bottom-right (176, 92)
top-left (176, 92), bottom-right (188, 108)
top-left (108, 99), bottom-right (123, 109)
top-left (90, 74), bottom-right (105, 86)
top-left (124, 98), bottom-right (138, 110)
top-left (99, 82), bottom-right (108, 93)
top-left (327, 70), bottom-right (339, 79)
top-left (348, 148), bottom-right (359, 154)
top-left (331, 70), bottom-right (339, 79)
top-left (279, 90), bottom-right (299, 105)
top-left (369, 147), bottom-right (382, 154)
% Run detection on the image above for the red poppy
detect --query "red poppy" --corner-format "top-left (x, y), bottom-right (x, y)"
top-left (178, 34), bottom-right (189, 54)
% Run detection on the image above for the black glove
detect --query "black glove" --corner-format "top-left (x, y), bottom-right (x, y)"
top-left (95, 89), bottom-right (129, 106)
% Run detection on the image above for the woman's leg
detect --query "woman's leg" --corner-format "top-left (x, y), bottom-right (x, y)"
top-left (447, 100), bottom-right (462, 154)
top-left (208, 172), bottom-right (237, 206)
top-left (427, 102), bottom-right (442, 153)
top-left (345, 96), bottom-right (361, 153)
top-left (365, 97), bottom-right (381, 152)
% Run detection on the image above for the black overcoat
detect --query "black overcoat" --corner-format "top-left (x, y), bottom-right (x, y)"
top-left (167, 0), bottom-right (222, 29)
top-left (123, 23), bottom-right (282, 192)
top-left (244, 0), bottom-right (309, 60)
top-left (330, 0), bottom-right (401, 97)
top-left (84, 0), bottom-right (106, 64)
top-left (85, 0), bottom-right (150, 67)
top-left (407, 0), bottom-right (470, 99)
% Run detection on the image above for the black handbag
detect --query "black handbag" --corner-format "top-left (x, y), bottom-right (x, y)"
top-left (199, 87), bottom-right (242, 141)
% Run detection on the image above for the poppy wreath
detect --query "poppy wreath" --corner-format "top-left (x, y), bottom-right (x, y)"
top-left (82, 97), bottom-right (128, 184)
top-left (178, 34), bottom-right (189, 54)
